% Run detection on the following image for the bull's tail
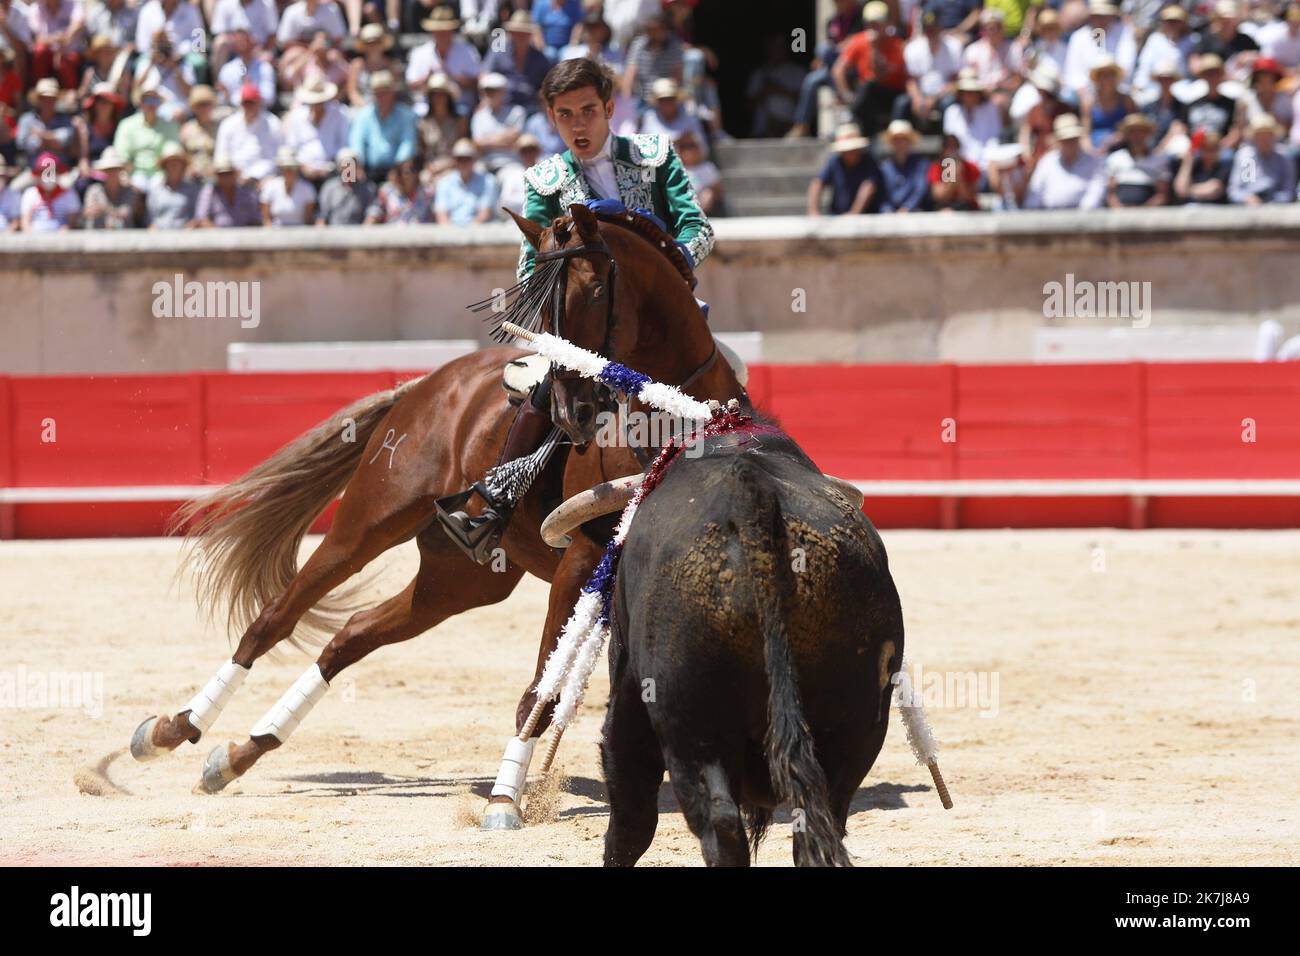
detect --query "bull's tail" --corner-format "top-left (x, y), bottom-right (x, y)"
top-left (733, 460), bottom-right (851, 867)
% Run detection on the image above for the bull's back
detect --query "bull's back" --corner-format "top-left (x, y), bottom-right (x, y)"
top-left (615, 441), bottom-right (901, 741)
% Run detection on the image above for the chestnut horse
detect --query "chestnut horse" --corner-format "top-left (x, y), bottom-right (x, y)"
top-left (130, 204), bottom-right (745, 825)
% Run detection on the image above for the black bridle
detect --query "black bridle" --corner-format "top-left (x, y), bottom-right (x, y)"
top-left (533, 233), bottom-right (720, 464)
top-left (475, 225), bottom-right (721, 459)
top-left (533, 238), bottom-right (619, 381)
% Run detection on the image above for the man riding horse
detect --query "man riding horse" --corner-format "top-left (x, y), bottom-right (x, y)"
top-left (438, 57), bottom-right (724, 562)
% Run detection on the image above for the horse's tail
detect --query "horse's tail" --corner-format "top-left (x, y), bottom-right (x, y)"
top-left (734, 460), bottom-right (851, 867)
top-left (167, 375), bottom-right (425, 651)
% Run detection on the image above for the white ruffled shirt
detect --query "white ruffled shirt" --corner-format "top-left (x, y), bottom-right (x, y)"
top-left (578, 133), bottom-right (618, 201)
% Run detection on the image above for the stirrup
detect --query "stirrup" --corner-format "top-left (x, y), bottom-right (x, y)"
top-left (434, 483), bottom-right (511, 565)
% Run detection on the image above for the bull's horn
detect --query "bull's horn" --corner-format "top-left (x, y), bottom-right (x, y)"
top-left (541, 473), bottom-right (644, 548)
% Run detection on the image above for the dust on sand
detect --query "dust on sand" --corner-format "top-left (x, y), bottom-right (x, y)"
top-left (1, 531), bottom-right (1297, 866)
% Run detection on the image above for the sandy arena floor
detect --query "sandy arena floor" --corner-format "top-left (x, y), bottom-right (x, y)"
top-left (1, 530), bottom-right (1297, 866)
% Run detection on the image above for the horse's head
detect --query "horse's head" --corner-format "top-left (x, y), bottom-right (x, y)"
top-left (508, 203), bottom-right (620, 446)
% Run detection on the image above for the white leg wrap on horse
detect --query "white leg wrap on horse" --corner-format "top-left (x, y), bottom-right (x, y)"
top-left (490, 736), bottom-right (537, 801)
top-left (184, 660), bottom-right (250, 735)
top-left (249, 665), bottom-right (329, 743)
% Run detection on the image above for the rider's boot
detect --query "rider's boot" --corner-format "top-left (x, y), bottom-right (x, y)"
top-left (436, 388), bottom-right (556, 563)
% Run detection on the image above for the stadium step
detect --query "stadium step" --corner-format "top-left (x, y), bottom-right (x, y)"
top-left (718, 165), bottom-right (823, 194)
top-left (724, 194), bottom-right (811, 217)
top-left (714, 137), bottom-right (829, 169)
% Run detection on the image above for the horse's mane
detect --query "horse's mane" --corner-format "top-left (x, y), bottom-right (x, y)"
top-left (470, 209), bottom-right (697, 343)
top-left (591, 210), bottom-right (697, 287)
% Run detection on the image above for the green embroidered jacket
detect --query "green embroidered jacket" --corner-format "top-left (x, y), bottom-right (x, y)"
top-left (516, 132), bottom-right (715, 281)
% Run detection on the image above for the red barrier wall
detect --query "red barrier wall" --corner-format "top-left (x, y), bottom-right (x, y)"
top-left (3, 363), bottom-right (1300, 537)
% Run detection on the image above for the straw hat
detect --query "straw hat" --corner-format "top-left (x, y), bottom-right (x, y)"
top-left (27, 77), bottom-right (61, 108)
top-left (422, 8), bottom-right (461, 31)
top-left (1029, 61), bottom-right (1061, 96)
top-left (1247, 113), bottom-right (1283, 136)
top-left (1152, 59), bottom-right (1182, 80)
top-left (1195, 53), bottom-right (1225, 76)
top-left (1038, 9), bottom-right (1060, 27)
top-left (93, 147), bottom-right (127, 171)
top-left (88, 33), bottom-right (118, 55)
top-left (517, 133), bottom-right (541, 151)
top-left (1212, 0), bottom-right (1241, 18)
top-left (159, 142), bottom-right (189, 167)
top-left (863, 1), bottom-right (889, 23)
top-left (298, 77), bottom-right (338, 105)
top-left (451, 138), bottom-right (478, 159)
top-left (1052, 113), bottom-right (1085, 140)
top-left (188, 84), bottom-right (215, 109)
top-left (1159, 6), bottom-right (1188, 22)
top-left (358, 23), bottom-right (394, 49)
top-left (1089, 55), bottom-right (1124, 82)
top-left (650, 77), bottom-right (681, 100)
top-left (831, 122), bottom-right (870, 152)
top-left (884, 119), bottom-right (920, 144)
top-left (478, 72), bottom-right (508, 91)
top-left (956, 68), bottom-right (987, 94)
top-left (275, 146), bottom-right (300, 169)
top-left (502, 10), bottom-right (536, 33)
top-left (1118, 112), bottom-right (1155, 133)
top-left (212, 154), bottom-right (237, 174)
top-left (1088, 0), bottom-right (1120, 15)
top-left (426, 72), bottom-right (461, 98)
top-left (369, 70), bottom-right (398, 93)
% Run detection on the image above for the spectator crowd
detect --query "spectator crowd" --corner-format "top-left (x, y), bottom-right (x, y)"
top-left (0, 0), bottom-right (729, 231)
top-left (5, 0), bottom-right (1299, 232)
top-left (802, 0), bottom-right (1300, 213)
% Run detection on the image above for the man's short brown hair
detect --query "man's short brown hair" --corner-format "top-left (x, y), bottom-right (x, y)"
top-left (539, 57), bottom-right (615, 109)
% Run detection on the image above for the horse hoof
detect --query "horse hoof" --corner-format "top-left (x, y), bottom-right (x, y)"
top-left (197, 744), bottom-right (239, 794)
top-left (480, 800), bottom-right (524, 831)
top-left (130, 717), bottom-right (163, 762)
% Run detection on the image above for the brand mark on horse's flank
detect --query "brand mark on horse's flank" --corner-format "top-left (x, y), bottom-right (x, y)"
top-left (368, 428), bottom-right (408, 469)
top-left (151, 273), bottom-right (261, 329)
top-left (49, 886), bottom-right (151, 936)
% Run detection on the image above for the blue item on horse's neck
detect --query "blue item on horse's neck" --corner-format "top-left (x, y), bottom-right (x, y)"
top-left (675, 240), bottom-right (695, 271)
top-left (582, 197), bottom-right (670, 237)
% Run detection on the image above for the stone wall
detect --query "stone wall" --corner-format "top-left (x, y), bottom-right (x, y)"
top-left (3, 206), bottom-right (1298, 373)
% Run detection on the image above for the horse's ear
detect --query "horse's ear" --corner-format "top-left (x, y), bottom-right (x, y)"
top-left (506, 208), bottom-right (544, 251)
top-left (568, 202), bottom-right (600, 241)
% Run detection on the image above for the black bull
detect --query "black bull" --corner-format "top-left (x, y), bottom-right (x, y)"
top-left (601, 423), bottom-right (905, 866)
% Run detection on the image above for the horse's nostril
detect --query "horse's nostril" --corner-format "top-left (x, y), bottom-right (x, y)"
top-left (575, 403), bottom-right (595, 428)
